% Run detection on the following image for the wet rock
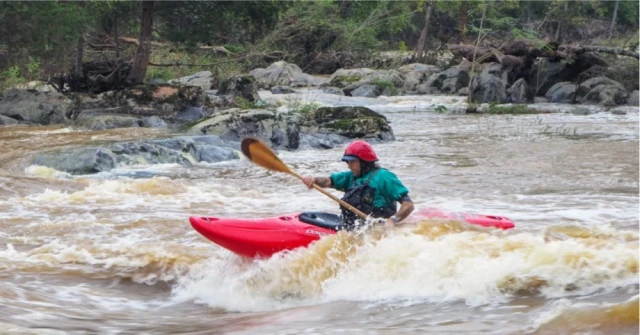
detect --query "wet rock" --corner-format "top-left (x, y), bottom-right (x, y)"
top-left (31, 136), bottom-right (239, 175)
top-left (342, 70), bottom-right (404, 96)
top-left (302, 106), bottom-right (394, 141)
top-left (570, 107), bottom-right (593, 115)
top-left (419, 67), bottom-right (469, 95)
top-left (322, 87), bottom-right (345, 96)
top-left (141, 116), bottom-right (168, 128)
top-left (0, 115), bottom-right (19, 125)
top-left (270, 86), bottom-right (296, 94)
top-left (507, 78), bottom-right (533, 103)
top-left (545, 82), bottom-right (589, 103)
top-left (189, 108), bottom-right (301, 150)
top-left (350, 84), bottom-right (382, 98)
top-left (470, 74), bottom-right (507, 103)
top-left (249, 61), bottom-right (319, 89)
top-left (75, 114), bottom-right (142, 130)
top-left (580, 76), bottom-right (625, 91)
top-left (168, 71), bottom-right (213, 90)
top-left (583, 84), bottom-right (628, 106)
top-left (33, 148), bottom-right (117, 175)
top-left (216, 75), bottom-right (260, 103)
top-left (0, 89), bottom-right (72, 125)
top-left (627, 90), bottom-right (639, 106)
top-left (328, 68), bottom-right (376, 88)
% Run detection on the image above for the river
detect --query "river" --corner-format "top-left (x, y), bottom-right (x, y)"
top-left (0, 91), bottom-right (638, 334)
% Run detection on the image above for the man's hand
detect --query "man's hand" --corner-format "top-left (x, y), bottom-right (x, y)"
top-left (385, 217), bottom-right (396, 228)
top-left (302, 176), bottom-right (315, 189)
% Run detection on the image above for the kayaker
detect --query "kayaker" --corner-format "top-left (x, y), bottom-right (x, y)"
top-left (302, 140), bottom-right (414, 228)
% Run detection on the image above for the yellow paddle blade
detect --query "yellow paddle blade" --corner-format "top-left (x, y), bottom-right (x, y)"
top-left (241, 137), bottom-right (292, 174)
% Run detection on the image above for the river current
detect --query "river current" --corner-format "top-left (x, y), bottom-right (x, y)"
top-left (0, 91), bottom-right (638, 334)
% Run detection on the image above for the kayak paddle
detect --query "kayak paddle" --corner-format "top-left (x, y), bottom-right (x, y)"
top-left (240, 137), bottom-right (368, 219)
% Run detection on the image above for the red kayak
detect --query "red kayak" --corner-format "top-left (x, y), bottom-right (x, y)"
top-left (190, 209), bottom-right (514, 258)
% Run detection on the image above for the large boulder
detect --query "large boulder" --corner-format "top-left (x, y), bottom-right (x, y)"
top-left (249, 61), bottom-right (324, 88)
top-left (418, 67), bottom-right (469, 95)
top-left (217, 75), bottom-right (260, 103)
top-left (544, 82), bottom-right (588, 103)
top-left (397, 63), bottom-right (441, 93)
top-left (582, 84), bottom-right (628, 106)
top-left (327, 68), bottom-right (376, 88)
top-left (507, 78), bottom-right (533, 103)
top-left (301, 106), bottom-right (394, 141)
top-left (189, 109), bottom-right (301, 149)
top-left (0, 89), bottom-right (73, 125)
top-left (168, 71), bottom-right (213, 90)
top-left (627, 90), bottom-right (639, 106)
top-left (31, 136), bottom-right (239, 175)
top-left (73, 85), bottom-right (213, 129)
top-left (342, 70), bottom-right (405, 96)
top-left (469, 73), bottom-right (507, 103)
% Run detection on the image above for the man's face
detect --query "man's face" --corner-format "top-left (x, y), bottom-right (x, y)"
top-left (347, 159), bottom-right (361, 177)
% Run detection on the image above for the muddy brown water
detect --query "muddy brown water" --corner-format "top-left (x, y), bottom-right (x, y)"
top-left (0, 92), bottom-right (638, 334)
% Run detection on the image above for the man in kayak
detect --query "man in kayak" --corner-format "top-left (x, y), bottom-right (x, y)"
top-left (302, 140), bottom-right (414, 228)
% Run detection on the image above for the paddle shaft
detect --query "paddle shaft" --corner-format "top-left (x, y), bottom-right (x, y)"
top-left (287, 170), bottom-right (369, 219)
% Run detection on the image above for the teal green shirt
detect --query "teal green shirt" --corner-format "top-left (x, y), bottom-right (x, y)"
top-left (330, 168), bottom-right (409, 209)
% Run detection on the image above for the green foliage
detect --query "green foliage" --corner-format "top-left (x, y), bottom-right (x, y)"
top-left (370, 79), bottom-right (395, 89)
top-left (485, 104), bottom-right (539, 115)
top-left (434, 105), bottom-right (448, 113)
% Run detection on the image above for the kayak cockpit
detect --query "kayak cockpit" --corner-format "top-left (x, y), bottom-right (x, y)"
top-left (298, 212), bottom-right (345, 231)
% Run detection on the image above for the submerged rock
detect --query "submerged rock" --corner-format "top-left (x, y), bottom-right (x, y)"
top-left (31, 136), bottom-right (239, 175)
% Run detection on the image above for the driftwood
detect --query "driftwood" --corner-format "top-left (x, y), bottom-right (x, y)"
top-left (449, 41), bottom-right (638, 63)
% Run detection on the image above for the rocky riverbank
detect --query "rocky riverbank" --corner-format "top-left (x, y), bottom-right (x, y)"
top-left (1, 52), bottom-right (638, 175)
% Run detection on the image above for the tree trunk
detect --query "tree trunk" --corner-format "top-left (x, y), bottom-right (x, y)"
top-left (114, 14), bottom-right (120, 60)
top-left (126, 1), bottom-right (155, 85)
top-left (414, 0), bottom-right (433, 61)
top-left (527, 1), bottom-right (532, 25)
top-left (458, 3), bottom-right (468, 42)
top-left (554, 1), bottom-right (568, 42)
top-left (339, 0), bottom-right (351, 18)
top-left (74, 35), bottom-right (84, 77)
top-left (609, 0), bottom-right (620, 40)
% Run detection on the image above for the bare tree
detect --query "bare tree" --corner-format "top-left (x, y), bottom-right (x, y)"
top-left (126, 1), bottom-right (156, 85)
top-left (608, 0), bottom-right (620, 40)
top-left (414, 0), bottom-right (433, 62)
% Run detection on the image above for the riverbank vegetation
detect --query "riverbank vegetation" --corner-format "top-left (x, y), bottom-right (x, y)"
top-left (0, 0), bottom-right (638, 92)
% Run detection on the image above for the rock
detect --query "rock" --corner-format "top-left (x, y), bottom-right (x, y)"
top-left (141, 116), bottom-right (168, 128)
top-left (397, 63), bottom-right (441, 92)
top-left (270, 86), bottom-right (296, 94)
top-left (350, 84), bottom-right (382, 98)
top-left (301, 106), bottom-right (394, 141)
top-left (322, 87), bottom-right (345, 96)
top-left (507, 78), bottom-right (533, 103)
top-left (75, 114), bottom-right (142, 130)
top-left (583, 84), bottom-right (628, 106)
top-left (249, 61), bottom-right (319, 89)
top-left (419, 67), bottom-right (470, 95)
top-left (31, 136), bottom-right (240, 174)
top-left (0, 115), bottom-right (19, 125)
top-left (534, 97), bottom-right (549, 103)
top-left (189, 109), bottom-right (301, 149)
top-left (217, 75), bottom-right (260, 103)
top-left (328, 68), bottom-right (376, 88)
top-left (545, 82), bottom-right (589, 103)
top-left (168, 71), bottom-right (213, 90)
top-left (580, 76), bottom-right (626, 91)
top-left (13, 81), bottom-right (57, 93)
top-left (0, 89), bottom-right (72, 125)
top-left (33, 148), bottom-right (117, 175)
top-left (627, 90), bottom-right (639, 106)
top-left (470, 74), bottom-right (507, 103)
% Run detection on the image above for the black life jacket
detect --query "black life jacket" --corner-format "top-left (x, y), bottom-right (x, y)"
top-left (340, 168), bottom-right (397, 228)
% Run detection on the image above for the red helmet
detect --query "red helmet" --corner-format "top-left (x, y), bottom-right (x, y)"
top-left (342, 140), bottom-right (378, 162)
